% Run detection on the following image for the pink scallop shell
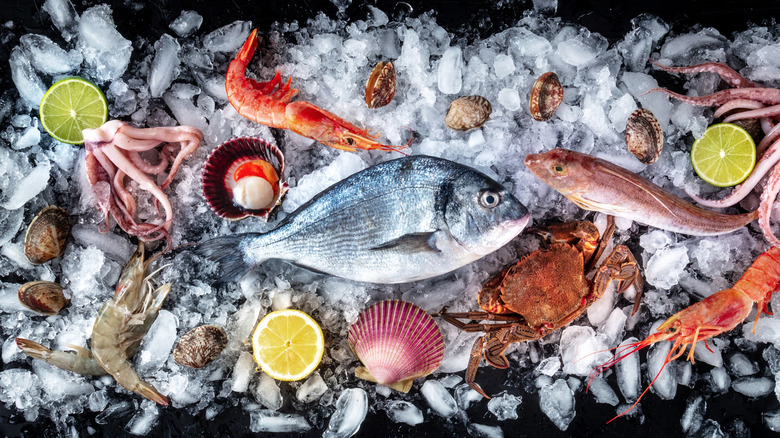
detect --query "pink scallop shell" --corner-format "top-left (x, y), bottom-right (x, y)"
top-left (201, 137), bottom-right (288, 221)
top-left (348, 300), bottom-right (444, 392)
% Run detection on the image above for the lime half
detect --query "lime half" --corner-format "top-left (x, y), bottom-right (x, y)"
top-left (39, 77), bottom-right (108, 144)
top-left (690, 123), bottom-right (756, 187)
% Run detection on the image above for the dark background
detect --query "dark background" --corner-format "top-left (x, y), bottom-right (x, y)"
top-left (2, 0), bottom-right (780, 437)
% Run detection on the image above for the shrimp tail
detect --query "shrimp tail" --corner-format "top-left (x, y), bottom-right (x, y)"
top-left (16, 338), bottom-right (52, 361)
top-left (131, 381), bottom-right (170, 406)
top-left (196, 234), bottom-right (265, 285)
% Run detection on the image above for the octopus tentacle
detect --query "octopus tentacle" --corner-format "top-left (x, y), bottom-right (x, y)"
top-left (650, 59), bottom-right (757, 89)
top-left (648, 87), bottom-right (780, 107)
top-left (129, 151), bottom-right (170, 175)
top-left (112, 168), bottom-right (137, 219)
top-left (762, 117), bottom-right (776, 135)
top-left (713, 99), bottom-right (765, 119)
top-left (686, 139), bottom-right (780, 208)
top-left (723, 104), bottom-right (780, 123)
top-left (759, 165), bottom-right (780, 247)
top-left (759, 123), bottom-right (780, 155)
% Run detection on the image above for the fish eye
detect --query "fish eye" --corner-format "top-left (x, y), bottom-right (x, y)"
top-left (479, 190), bottom-right (501, 208)
top-left (551, 163), bottom-right (566, 175)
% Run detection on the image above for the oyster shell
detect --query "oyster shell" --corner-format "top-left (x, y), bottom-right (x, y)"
top-left (201, 137), bottom-right (288, 221)
top-left (625, 108), bottom-right (664, 164)
top-left (348, 300), bottom-right (444, 393)
top-left (365, 61), bottom-right (396, 109)
top-left (529, 72), bottom-right (563, 121)
top-left (18, 281), bottom-right (70, 315)
top-left (445, 95), bottom-right (492, 131)
top-left (173, 325), bottom-right (228, 369)
top-left (24, 206), bottom-right (70, 265)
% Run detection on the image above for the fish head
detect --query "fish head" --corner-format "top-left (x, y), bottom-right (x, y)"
top-left (524, 148), bottom-right (595, 202)
top-left (444, 170), bottom-right (530, 256)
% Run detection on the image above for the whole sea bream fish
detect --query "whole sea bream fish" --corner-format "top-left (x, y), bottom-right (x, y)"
top-left (197, 155), bottom-right (530, 284)
top-left (525, 148), bottom-right (758, 235)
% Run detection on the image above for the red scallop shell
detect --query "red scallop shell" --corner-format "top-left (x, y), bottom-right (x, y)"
top-left (201, 137), bottom-right (288, 221)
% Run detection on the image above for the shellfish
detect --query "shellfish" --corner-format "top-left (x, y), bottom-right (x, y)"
top-left (365, 61), bottom-right (396, 109)
top-left (348, 300), bottom-right (444, 393)
top-left (172, 325), bottom-right (228, 369)
top-left (201, 137), bottom-right (288, 221)
top-left (24, 206), bottom-right (70, 265)
top-left (529, 72), bottom-right (563, 122)
top-left (18, 281), bottom-right (70, 315)
top-left (625, 108), bottom-right (664, 164)
top-left (445, 95), bottom-right (492, 131)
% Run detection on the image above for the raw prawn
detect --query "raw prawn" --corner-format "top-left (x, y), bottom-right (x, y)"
top-left (226, 29), bottom-right (411, 153)
top-left (15, 339), bottom-right (108, 376)
top-left (589, 246), bottom-right (780, 422)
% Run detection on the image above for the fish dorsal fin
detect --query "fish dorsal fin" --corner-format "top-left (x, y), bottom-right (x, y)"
top-left (370, 231), bottom-right (442, 253)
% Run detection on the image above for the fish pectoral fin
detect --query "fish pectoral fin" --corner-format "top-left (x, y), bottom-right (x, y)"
top-left (371, 231), bottom-right (442, 253)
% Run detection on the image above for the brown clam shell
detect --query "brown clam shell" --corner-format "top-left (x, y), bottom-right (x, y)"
top-left (529, 72), bottom-right (563, 122)
top-left (365, 61), bottom-right (396, 109)
top-left (173, 325), bottom-right (228, 369)
top-left (24, 206), bottom-right (70, 265)
top-left (201, 137), bottom-right (288, 221)
top-left (18, 281), bottom-right (70, 315)
top-left (445, 95), bottom-right (492, 131)
top-left (625, 108), bottom-right (664, 164)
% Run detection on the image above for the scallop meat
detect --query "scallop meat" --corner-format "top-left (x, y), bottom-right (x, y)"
top-left (625, 108), bottom-right (664, 164)
top-left (348, 300), bottom-right (444, 393)
top-left (529, 72), bottom-right (563, 121)
top-left (173, 324), bottom-right (228, 369)
top-left (18, 281), bottom-right (70, 315)
top-left (365, 61), bottom-right (396, 109)
top-left (24, 206), bottom-right (71, 265)
top-left (445, 95), bottom-right (492, 131)
top-left (201, 137), bottom-right (288, 221)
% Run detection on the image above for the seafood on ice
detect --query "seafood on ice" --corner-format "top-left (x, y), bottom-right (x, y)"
top-left (197, 155), bottom-right (530, 284)
top-left (649, 60), bottom-right (780, 246)
top-left (525, 148), bottom-right (758, 236)
top-left (438, 217), bottom-right (642, 397)
top-left (16, 243), bottom-right (173, 405)
top-left (226, 29), bottom-right (410, 153)
top-left (590, 246), bottom-right (780, 421)
top-left (23, 205), bottom-right (70, 265)
top-left (82, 120), bottom-right (202, 248)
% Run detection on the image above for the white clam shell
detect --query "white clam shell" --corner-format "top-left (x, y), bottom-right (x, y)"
top-left (348, 300), bottom-right (444, 393)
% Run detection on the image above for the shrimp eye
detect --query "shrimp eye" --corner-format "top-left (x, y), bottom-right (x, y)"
top-left (479, 190), bottom-right (501, 208)
top-left (345, 137), bottom-right (355, 146)
top-left (551, 163), bottom-right (567, 175)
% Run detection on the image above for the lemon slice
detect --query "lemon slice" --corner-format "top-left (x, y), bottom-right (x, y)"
top-left (251, 309), bottom-right (325, 381)
top-left (690, 123), bottom-right (756, 187)
top-left (39, 77), bottom-right (108, 144)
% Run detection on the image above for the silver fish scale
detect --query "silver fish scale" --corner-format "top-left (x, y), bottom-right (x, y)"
top-left (201, 155), bottom-right (530, 284)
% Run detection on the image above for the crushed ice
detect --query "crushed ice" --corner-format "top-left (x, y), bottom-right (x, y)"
top-left (2, 0), bottom-right (780, 434)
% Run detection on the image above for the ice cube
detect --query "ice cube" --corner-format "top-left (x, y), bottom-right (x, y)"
top-left (587, 376), bottom-right (619, 406)
top-left (125, 403), bottom-right (159, 436)
top-left (468, 424), bottom-right (504, 438)
top-left (169, 11), bottom-right (203, 37)
top-left (557, 38), bottom-right (597, 67)
top-left (659, 29), bottom-right (728, 63)
top-left (20, 34), bottom-right (82, 75)
top-left (539, 379), bottom-right (575, 431)
top-left (438, 47), bottom-right (463, 95)
top-left (9, 47), bottom-right (46, 108)
top-left (78, 5), bottom-right (133, 83)
top-left (493, 54), bottom-right (516, 79)
top-left (644, 245), bottom-right (689, 289)
top-left (1, 160), bottom-right (51, 210)
top-left (249, 410), bottom-right (311, 433)
top-left (560, 326), bottom-right (611, 376)
top-left (231, 351), bottom-right (255, 393)
top-left (323, 388), bottom-right (368, 438)
top-left (253, 373), bottom-right (282, 410)
top-left (614, 337), bottom-right (641, 402)
top-left (497, 88), bottom-right (521, 111)
top-left (420, 380), bottom-right (458, 418)
top-left (42, 0), bottom-right (79, 41)
top-left (680, 394), bottom-right (706, 434)
top-left (296, 372), bottom-right (328, 403)
top-left (149, 34), bottom-right (181, 98)
top-left (203, 21), bottom-right (252, 53)
top-left (454, 383), bottom-right (483, 410)
top-left (0, 208), bottom-right (24, 247)
top-left (646, 340), bottom-right (676, 400)
top-left (536, 357), bottom-right (562, 377)
top-left (487, 392), bottom-right (521, 420)
top-left (608, 94), bottom-right (637, 133)
top-left (137, 310), bottom-right (177, 371)
top-left (729, 353), bottom-right (759, 377)
top-left (732, 377), bottom-right (774, 397)
top-left (587, 282), bottom-right (617, 327)
top-left (384, 400), bottom-right (423, 426)
top-left (12, 126), bottom-right (41, 150)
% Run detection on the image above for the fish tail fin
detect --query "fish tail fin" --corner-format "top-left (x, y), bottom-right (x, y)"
top-left (196, 234), bottom-right (266, 285)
